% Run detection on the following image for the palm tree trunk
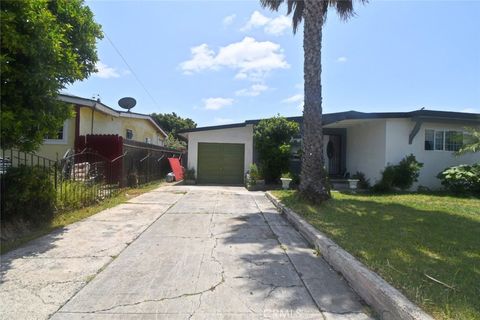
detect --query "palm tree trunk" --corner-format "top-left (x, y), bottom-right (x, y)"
top-left (299, 0), bottom-right (331, 203)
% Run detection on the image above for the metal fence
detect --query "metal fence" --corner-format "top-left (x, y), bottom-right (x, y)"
top-left (1, 148), bottom-right (119, 213)
top-left (122, 140), bottom-right (184, 186)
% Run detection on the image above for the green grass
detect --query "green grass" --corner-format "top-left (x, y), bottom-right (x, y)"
top-left (272, 190), bottom-right (480, 320)
top-left (1, 181), bottom-right (164, 254)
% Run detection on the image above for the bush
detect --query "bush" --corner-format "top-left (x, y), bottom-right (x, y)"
top-left (1, 165), bottom-right (56, 224)
top-left (373, 154), bottom-right (424, 192)
top-left (352, 171), bottom-right (370, 189)
top-left (253, 116), bottom-right (299, 183)
top-left (437, 164), bottom-right (480, 195)
top-left (56, 181), bottom-right (100, 212)
top-left (248, 164), bottom-right (262, 180)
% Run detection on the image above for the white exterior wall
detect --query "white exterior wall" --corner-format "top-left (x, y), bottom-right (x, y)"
top-left (346, 120), bottom-right (387, 184)
top-left (186, 125), bottom-right (254, 177)
top-left (385, 119), bottom-right (480, 189)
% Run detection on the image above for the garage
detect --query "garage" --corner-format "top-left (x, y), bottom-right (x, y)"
top-left (197, 143), bottom-right (245, 185)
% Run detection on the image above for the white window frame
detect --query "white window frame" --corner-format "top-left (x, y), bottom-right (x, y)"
top-left (126, 129), bottom-right (133, 140)
top-left (424, 129), bottom-right (463, 152)
top-left (44, 120), bottom-right (68, 145)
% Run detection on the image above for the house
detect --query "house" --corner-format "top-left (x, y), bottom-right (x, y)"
top-left (178, 109), bottom-right (480, 189)
top-left (37, 93), bottom-right (168, 160)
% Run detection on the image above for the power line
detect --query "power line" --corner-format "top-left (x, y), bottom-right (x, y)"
top-left (104, 32), bottom-right (160, 109)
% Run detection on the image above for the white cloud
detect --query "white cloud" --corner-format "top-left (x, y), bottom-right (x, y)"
top-left (241, 11), bottom-right (291, 36)
top-left (282, 93), bottom-right (304, 111)
top-left (235, 83), bottom-right (268, 97)
top-left (180, 37), bottom-right (289, 81)
top-left (94, 62), bottom-right (120, 79)
top-left (180, 44), bottom-right (217, 74)
top-left (214, 117), bottom-right (234, 124)
top-left (223, 14), bottom-right (236, 26)
top-left (265, 16), bottom-right (291, 36)
top-left (337, 56), bottom-right (348, 63)
top-left (282, 94), bottom-right (304, 104)
top-left (203, 97), bottom-right (234, 110)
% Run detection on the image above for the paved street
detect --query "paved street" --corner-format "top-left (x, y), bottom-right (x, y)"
top-left (1, 185), bottom-right (372, 319)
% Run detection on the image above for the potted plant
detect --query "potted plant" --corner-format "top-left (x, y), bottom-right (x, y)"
top-left (280, 172), bottom-right (292, 190)
top-left (184, 168), bottom-right (196, 185)
top-left (246, 164), bottom-right (265, 191)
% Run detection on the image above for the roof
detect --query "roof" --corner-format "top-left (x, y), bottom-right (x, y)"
top-left (178, 109), bottom-right (480, 134)
top-left (58, 93), bottom-right (167, 137)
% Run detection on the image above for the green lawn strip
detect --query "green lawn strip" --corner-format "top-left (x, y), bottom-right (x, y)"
top-left (1, 181), bottom-right (164, 254)
top-left (271, 190), bottom-right (480, 320)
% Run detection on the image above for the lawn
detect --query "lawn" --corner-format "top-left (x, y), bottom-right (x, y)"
top-left (1, 181), bottom-right (164, 254)
top-left (271, 190), bottom-right (480, 320)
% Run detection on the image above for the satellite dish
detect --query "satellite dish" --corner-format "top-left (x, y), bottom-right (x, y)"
top-left (118, 97), bottom-right (136, 112)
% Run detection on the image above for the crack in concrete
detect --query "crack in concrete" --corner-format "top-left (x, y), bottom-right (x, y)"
top-left (253, 196), bottom-right (327, 320)
top-left (66, 259), bottom-right (225, 314)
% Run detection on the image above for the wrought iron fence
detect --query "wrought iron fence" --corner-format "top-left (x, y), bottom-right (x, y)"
top-left (1, 148), bottom-right (119, 213)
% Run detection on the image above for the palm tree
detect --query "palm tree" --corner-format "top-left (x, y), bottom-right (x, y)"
top-left (261, 0), bottom-right (366, 203)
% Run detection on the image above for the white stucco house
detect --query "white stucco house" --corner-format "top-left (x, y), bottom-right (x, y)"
top-left (178, 109), bottom-right (480, 189)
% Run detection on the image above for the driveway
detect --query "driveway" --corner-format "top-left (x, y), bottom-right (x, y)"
top-left (1, 185), bottom-right (372, 319)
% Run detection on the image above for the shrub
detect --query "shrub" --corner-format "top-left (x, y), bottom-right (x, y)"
top-left (437, 164), bottom-right (480, 195)
top-left (253, 116), bottom-right (299, 183)
top-left (352, 171), bottom-right (370, 189)
top-left (249, 164), bottom-right (263, 181)
top-left (1, 165), bottom-right (56, 224)
top-left (373, 154), bottom-right (423, 192)
top-left (56, 181), bottom-right (99, 212)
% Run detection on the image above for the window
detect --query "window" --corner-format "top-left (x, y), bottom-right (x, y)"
top-left (425, 129), bottom-right (463, 151)
top-left (126, 129), bottom-right (133, 140)
top-left (44, 121), bottom-right (68, 144)
top-left (425, 130), bottom-right (434, 150)
top-left (435, 131), bottom-right (444, 150)
top-left (445, 131), bottom-right (463, 151)
top-left (145, 137), bottom-right (151, 144)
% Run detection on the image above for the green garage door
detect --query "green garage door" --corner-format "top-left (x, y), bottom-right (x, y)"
top-left (197, 143), bottom-right (245, 185)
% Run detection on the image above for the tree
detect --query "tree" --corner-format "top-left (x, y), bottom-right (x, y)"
top-left (164, 133), bottom-right (187, 150)
top-left (1, 0), bottom-right (102, 151)
top-left (456, 127), bottom-right (480, 155)
top-left (261, 0), bottom-right (366, 203)
top-left (150, 112), bottom-right (197, 135)
top-left (254, 116), bottom-right (299, 183)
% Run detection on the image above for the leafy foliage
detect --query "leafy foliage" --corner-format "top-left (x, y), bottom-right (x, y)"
top-left (373, 154), bottom-right (424, 192)
top-left (1, 0), bottom-right (103, 151)
top-left (248, 163), bottom-right (262, 180)
top-left (253, 116), bottom-right (299, 183)
top-left (164, 133), bottom-right (186, 150)
top-left (455, 127), bottom-right (480, 155)
top-left (150, 112), bottom-right (196, 135)
top-left (437, 164), bottom-right (480, 195)
top-left (1, 166), bottom-right (56, 223)
top-left (352, 171), bottom-right (370, 189)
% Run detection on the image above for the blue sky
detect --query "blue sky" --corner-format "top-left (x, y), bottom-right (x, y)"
top-left (67, 0), bottom-right (480, 127)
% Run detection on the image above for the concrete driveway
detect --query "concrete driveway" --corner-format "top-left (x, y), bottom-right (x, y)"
top-left (1, 185), bottom-right (372, 319)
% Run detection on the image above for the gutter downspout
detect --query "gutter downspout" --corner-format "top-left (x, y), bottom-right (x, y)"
top-left (91, 102), bottom-right (97, 134)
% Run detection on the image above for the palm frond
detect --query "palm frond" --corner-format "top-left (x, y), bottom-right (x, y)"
top-left (261, 0), bottom-right (367, 33)
top-left (260, 0), bottom-right (285, 11)
top-left (288, 0), bottom-right (305, 33)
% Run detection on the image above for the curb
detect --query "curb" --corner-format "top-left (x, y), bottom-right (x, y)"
top-left (265, 191), bottom-right (434, 320)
